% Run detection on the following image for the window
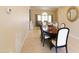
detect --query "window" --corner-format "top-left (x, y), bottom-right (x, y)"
top-left (37, 12), bottom-right (52, 24)
top-left (37, 15), bottom-right (41, 21)
top-left (48, 15), bottom-right (52, 23)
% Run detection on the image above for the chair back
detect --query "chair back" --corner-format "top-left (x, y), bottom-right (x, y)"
top-left (56, 28), bottom-right (70, 46)
top-left (39, 25), bottom-right (43, 35)
top-left (42, 22), bottom-right (48, 31)
top-left (60, 23), bottom-right (66, 28)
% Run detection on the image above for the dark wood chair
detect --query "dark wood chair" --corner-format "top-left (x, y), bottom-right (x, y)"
top-left (60, 23), bottom-right (66, 28)
top-left (39, 25), bottom-right (51, 47)
top-left (50, 27), bottom-right (70, 53)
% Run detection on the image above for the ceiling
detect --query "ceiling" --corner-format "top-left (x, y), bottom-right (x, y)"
top-left (31, 6), bottom-right (60, 10)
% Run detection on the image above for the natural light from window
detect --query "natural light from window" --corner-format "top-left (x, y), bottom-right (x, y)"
top-left (37, 12), bottom-right (52, 23)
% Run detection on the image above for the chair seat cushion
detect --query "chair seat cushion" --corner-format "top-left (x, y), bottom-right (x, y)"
top-left (45, 35), bottom-right (50, 39)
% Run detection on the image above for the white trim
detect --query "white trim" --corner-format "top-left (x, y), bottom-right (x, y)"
top-left (69, 34), bottom-right (79, 40)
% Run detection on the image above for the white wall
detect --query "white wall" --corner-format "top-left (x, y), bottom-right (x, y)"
top-left (0, 6), bottom-right (30, 52)
top-left (58, 6), bottom-right (79, 40)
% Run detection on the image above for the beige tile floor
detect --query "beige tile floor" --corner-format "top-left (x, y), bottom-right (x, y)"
top-left (21, 27), bottom-right (79, 53)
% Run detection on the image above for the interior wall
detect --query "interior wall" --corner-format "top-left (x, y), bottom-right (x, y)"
top-left (31, 8), bottom-right (58, 27)
top-left (0, 6), bottom-right (30, 52)
top-left (58, 6), bottom-right (79, 39)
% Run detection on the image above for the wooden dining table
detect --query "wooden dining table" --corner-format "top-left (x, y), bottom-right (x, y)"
top-left (48, 25), bottom-right (58, 39)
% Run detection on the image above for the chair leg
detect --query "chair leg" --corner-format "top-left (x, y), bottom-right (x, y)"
top-left (55, 47), bottom-right (58, 53)
top-left (43, 39), bottom-right (45, 47)
top-left (40, 36), bottom-right (43, 43)
top-left (50, 47), bottom-right (52, 50)
top-left (66, 46), bottom-right (68, 53)
top-left (49, 41), bottom-right (54, 50)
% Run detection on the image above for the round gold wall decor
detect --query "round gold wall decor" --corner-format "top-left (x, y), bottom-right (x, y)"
top-left (67, 6), bottom-right (78, 22)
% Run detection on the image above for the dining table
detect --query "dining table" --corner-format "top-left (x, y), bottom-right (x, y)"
top-left (48, 25), bottom-right (58, 39)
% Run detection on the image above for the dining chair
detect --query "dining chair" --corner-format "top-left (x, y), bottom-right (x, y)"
top-left (60, 23), bottom-right (66, 28)
top-left (40, 25), bottom-right (51, 47)
top-left (51, 27), bottom-right (70, 53)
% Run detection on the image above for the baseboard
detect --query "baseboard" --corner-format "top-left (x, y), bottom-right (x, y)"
top-left (69, 34), bottom-right (79, 40)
